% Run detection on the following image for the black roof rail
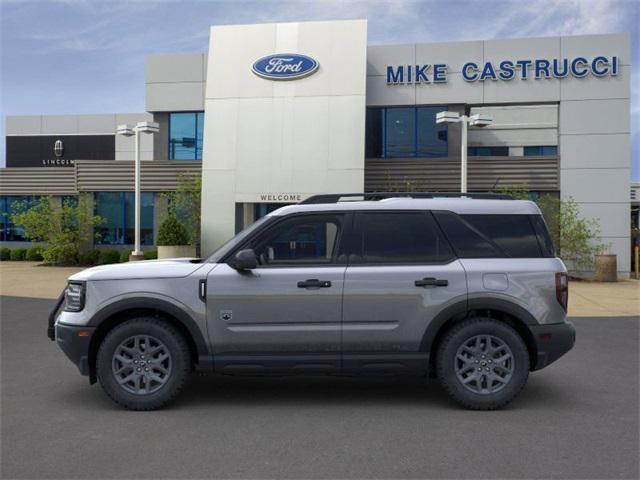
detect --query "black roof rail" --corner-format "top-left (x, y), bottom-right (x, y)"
top-left (299, 192), bottom-right (514, 204)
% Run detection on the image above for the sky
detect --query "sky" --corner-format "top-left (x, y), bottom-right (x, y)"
top-left (1, 0), bottom-right (638, 179)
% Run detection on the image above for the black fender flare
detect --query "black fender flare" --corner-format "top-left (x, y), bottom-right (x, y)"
top-left (419, 297), bottom-right (538, 353)
top-left (88, 297), bottom-right (212, 371)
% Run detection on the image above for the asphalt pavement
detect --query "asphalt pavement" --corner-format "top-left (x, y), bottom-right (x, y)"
top-left (1, 295), bottom-right (638, 479)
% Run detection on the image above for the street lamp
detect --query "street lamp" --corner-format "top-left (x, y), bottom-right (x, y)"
top-left (116, 121), bottom-right (159, 261)
top-left (436, 111), bottom-right (493, 193)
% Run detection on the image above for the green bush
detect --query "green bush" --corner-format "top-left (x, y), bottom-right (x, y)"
top-left (79, 250), bottom-right (101, 266)
top-left (99, 250), bottom-right (121, 265)
top-left (25, 246), bottom-right (44, 261)
top-left (10, 248), bottom-right (27, 261)
top-left (10, 196), bottom-right (104, 265)
top-left (0, 248), bottom-right (10, 261)
top-left (157, 214), bottom-right (190, 246)
top-left (120, 250), bottom-right (131, 263)
top-left (43, 244), bottom-right (79, 265)
top-left (144, 249), bottom-right (158, 260)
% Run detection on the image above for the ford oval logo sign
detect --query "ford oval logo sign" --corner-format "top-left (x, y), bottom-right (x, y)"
top-left (252, 53), bottom-right (319, 80)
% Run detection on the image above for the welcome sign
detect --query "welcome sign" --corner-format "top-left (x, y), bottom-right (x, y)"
top-left (386, 55), bottom-right (620, 84)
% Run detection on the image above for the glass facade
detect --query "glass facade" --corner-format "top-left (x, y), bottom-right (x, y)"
top-left (95, 192), bottom-right (154, 245)
top-left (169, 112), bottom-right (204, 160)
top-left (524, 146), bottom-right (558, 156)
top-left (365, 106), bottom-right (448, 158)
top-left (0, 196), bottom-right (38, 242)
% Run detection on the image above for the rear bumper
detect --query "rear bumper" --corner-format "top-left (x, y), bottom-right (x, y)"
top-left (530, 321), bottom-right (576, 371)
top-left (55, 323), bottom-right (95, 376)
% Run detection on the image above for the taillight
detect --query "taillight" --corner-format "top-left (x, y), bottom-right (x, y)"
top-left (555, 272), bottom-right (568, 311)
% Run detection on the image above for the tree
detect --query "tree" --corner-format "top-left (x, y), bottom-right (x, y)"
top-left (540, 195), bottom-right (606, 271)
top-left (494, 184), bottom-right (605, 271)
top-left (163, 173), bottom-right (201, 248)
top-left (11, 196), bottom-right (104, 265)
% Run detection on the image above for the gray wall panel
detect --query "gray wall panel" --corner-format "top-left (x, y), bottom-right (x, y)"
top-left (146, 53), bottom-right (206, 83)
top-left (0, 168), bottom-right (76, 195)
top-left (364, 156), bottom-right (559, 192)
top-left (6, 116), bottom-right (42, 135)
top-left (41, 116), bottom-right (79, 134)
top-left (75, 160), bottom-right (201, 192)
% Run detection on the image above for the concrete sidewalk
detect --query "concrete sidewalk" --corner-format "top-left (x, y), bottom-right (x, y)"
top-left (0, 261), bottom-right (638, 317)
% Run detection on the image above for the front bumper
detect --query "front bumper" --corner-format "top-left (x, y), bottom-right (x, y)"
top-left (54, 322), bottom-right (95, 376)
top-left (530, 321), bottom-right (576, 371)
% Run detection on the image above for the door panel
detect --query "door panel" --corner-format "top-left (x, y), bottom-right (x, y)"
top-left (342, 262), bottom-right (467, 354)
top-left (341, 210), bottom-right (468, 372)
top-left (206, 264), bottom-right (346, 372)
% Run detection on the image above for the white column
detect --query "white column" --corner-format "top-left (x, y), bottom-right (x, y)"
top-left (133, 129), bottom-right (141, 256)
top-left (460, 116), bottom-right (468, 194)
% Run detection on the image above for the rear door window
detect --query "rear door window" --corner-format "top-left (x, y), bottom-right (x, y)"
top-left (353, 212), bottom-right (454, 264)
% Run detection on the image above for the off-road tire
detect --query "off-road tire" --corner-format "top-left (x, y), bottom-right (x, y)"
top-left (96, 317), bottom-right (191, 410)
top-left (436, 317), bottom-right (529, 410)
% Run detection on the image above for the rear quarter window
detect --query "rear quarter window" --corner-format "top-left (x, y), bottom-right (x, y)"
top-left (461, 214), bottom-right (543, 258)
top-left (433, 212), bottom-right (501, 258)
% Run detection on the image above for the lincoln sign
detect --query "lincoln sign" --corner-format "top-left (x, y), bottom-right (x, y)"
top-left (386, 55), bottom-right (620, 84)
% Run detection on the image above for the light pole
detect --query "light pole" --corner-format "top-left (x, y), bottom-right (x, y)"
top-left (436, 111), bottom-right (492, 193)
top-left (116, 121), bottom-right (159, 261)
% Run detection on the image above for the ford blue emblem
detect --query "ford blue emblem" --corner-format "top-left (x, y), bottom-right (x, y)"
top-left (252, 53), bottom-right (319, 80)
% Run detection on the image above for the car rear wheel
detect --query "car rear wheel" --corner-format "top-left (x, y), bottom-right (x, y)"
top-left (96, 317), bottom-right (191, 410)
top-left (436, 317), bottom-right (529, 410)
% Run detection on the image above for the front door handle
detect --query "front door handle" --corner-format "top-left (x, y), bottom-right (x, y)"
top-left (415, 277), bottom-right (448, 287)
top-left (297, 279), bottom-right (332, 289)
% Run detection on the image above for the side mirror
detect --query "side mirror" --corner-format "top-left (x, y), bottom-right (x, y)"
top-left (232, 249), bottom-right (257, 270)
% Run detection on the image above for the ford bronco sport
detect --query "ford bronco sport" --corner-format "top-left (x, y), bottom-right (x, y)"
top-left (49, 193), bottom-right (575, 410)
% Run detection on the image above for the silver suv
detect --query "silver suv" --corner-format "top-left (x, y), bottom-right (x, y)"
top-left (49, 193), bottom-right (575, 411)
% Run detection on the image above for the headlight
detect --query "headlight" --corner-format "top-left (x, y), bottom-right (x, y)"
top-left (64, 282), bottom-right (85, 312)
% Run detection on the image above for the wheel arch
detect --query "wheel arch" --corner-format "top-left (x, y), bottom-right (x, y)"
top-left (422, 298), bottom-right (538, 371)
top-left (86, 297), bottom-right (211, 383)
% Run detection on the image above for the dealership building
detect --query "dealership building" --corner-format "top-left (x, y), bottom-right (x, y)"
top-left (0, 20), bottom-right (632, 275)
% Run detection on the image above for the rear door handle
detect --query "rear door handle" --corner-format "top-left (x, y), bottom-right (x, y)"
top-left (297, 279), bottom-right (332, 289)
top-left (415, 277), bottom-right (448, 287)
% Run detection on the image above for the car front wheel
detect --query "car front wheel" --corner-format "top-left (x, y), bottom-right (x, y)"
top-left (96, 317), bottom-right (191, 410)
top-left (436, 317), bottom-right (529, 410)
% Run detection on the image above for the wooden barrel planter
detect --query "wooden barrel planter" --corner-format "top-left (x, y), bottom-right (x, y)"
top-left (594, 254), bottom-right (617, 282)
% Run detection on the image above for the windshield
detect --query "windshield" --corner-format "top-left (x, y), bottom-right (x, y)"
top-left (204, 216), bottom-right (270, 263)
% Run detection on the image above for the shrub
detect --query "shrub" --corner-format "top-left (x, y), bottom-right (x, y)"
top-left (99, 250), bottom-right (121, 265)
top-left (79, 249), bottom-right (101, 266)
top-left (0, 248), bottom-right (10, 261)
top-left (11, 196), bottom-right (104, 265)
top-left (157, 214), bottom-right (190, 246)
top-left (144, 249), bottom-right (158, 260)
top-left (43, 244), bottom-right (79, 265)
top-left (120, 250), bottom-right (131, 263)
top-left (25, 246), bottom-right (44, 261)
top-left (10, 248), bottom-right (27, 261)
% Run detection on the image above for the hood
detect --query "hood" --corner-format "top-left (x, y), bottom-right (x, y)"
top-left (69, 258), bottom-right (206, 282)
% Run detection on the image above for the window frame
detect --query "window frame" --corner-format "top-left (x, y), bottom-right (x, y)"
top-left (348, 210), bottom-right (457, 266)
top-left (365, 106), bottom-right (448, 159)
top-left (94, 192), bottom-right (155, 246)
top-left (168, 111), bottom-right (204, 160)
top-left (0, 196), bottom-right (39, 242)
